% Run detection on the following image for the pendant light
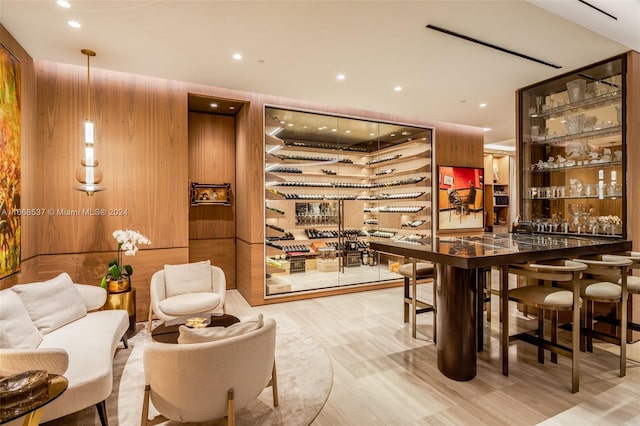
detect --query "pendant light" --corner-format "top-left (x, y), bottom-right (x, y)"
top-left (74, 49), bottom-right (104, 195)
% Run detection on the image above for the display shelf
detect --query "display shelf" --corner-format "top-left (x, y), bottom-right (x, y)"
top-left (265, 133), bottom-right (285, 154)
top-left (369, 165), bottom-right (429, 179)
top-left (283, 171), bottom-right (367, 179)
top-left (530, 91), bottom-right (622, 120)
top-left (366, 148), bottom-right (430, 168)
top-left (265, 172), bottom-right (287, 183)
top-left (273, 176), bottom-right (425, 189)
top-left (530, 159), bottom-right (622, 173)
top-left (275, 153), bottom-right (354, 163)
top-left (265, 206), bottom-right (285, 216)
top-left (266, 167), bottom-right (302, 174)
top-left (526, 125), bottom-right (621, 146)
top-left (364, 206), bottom-right (425, 213)
top-left (518, 55), bottom-right (627, 238)
top-left (358, 192), bottom-right (425, 201)
top-left (265, 190), bottom-right (286, 201)
top-left (525, 195), bottom-right (622, 201)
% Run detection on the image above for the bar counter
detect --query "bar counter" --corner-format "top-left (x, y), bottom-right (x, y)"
top-left (370, 233), bottom-right (631, 381)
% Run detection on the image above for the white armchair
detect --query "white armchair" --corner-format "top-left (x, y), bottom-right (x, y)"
top-left (141, 318), bottom-right (278, 425)
top-left (148, 260), bottom-right (226, 331)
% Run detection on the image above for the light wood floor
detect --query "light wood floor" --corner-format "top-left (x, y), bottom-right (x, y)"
top-left (225, 275), bottom-right (640, 425)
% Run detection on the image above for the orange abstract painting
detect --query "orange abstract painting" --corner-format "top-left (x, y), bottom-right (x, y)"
top-left (0, 42), bottom-right (21, 278)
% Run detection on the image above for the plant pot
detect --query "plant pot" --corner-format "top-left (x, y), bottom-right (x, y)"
top-left (106, 275), bottom-right (131, 293)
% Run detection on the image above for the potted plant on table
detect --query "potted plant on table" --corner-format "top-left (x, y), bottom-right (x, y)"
top-left (101, 229), bottom-right (151, 293)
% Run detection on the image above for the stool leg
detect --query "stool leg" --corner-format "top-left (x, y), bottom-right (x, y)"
top-left (620, 273), bottom-right (628, 377)
top-left (412, 260), bottom-right (417, 339)
top-left (538, 309), bottom-right (545, 364)
top-left (587, 301), bottom-right (595, 352)
top-left (486, 269), bottom-right (492, 323)
top-left (571, 273), bottom-right (580, 393)
top-left (551, 310), bottom-right (558, 364)
top-left (501, 265), bottom-right (509, 377)
top-left (403, 277), bottom-right (410, 323)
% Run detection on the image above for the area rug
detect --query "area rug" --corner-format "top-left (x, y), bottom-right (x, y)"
top-left (44, 322), bottom-right (333, 425)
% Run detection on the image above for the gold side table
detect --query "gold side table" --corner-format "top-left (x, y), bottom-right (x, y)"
top-left (103, 288), bottom-right (136, 335)
top-left (0, 374), bottom-right (68, 426)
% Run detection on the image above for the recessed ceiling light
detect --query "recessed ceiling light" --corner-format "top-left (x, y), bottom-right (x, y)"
top-left (479, 103), bottom-right (487, 108)
top-left (280, 121), bottom-right (286, 124)
top-left (287, 123), bottom-right (294, 127)
top-left (345, 130), bottom-right (351, 133)
top-left (210, 103), bottom-right (218, 108)
top-left (337, 74), bottom-right (345, 80)
top-left (394, 86), bottom-right (402, 92)
top-left (402, 131), bottom-right (410, 136)
top-left (370, 133), bottom-right (376, 136)
top-left (332, 128), bottom-right (337, 132)
top-left (68, 20), bottom-right (81, 28)
top-left (229, 106), bottom-right (235, 110)
top-left (483, 128), bottom-right (492, 132)
top-left (57, 0), bottom-right (71, 8)
top-left (390, 134), bottom-right (396, 137)
top-left (232, 53), bottom-right (242, 60)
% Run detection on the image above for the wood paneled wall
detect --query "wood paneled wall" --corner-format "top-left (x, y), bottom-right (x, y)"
top-left (35, 61), bottom-right (189, 254)
top-left (188, 112), bottom-right (237, 287)
top-left (188, 112), bottom-right (236, 239)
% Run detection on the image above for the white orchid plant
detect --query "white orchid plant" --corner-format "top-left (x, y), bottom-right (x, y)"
top-left (100, 229), bottom-right (151, 289)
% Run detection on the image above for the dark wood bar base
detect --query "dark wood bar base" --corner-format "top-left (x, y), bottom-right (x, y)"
top-left (436, 263), bottom-right (477, 381)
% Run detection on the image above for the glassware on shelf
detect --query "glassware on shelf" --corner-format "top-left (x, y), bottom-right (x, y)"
top-left (566, 79), bottom-right (586, 103)
top-left (564, 114), bottom-right (585, 135)
top-left (569, 179), bottom-right (584, 197)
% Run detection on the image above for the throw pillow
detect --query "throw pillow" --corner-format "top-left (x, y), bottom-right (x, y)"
top-left (0, 290), bottom-right (44, 349)
top-left (164, 260), bottom-right (212, 298)
top-left (11, 273), bottom-right (88, 334)
top-left (178, 313), bottom-right (264, 344)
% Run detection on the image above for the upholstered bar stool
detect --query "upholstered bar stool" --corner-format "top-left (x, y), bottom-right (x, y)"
top-left (569, 254), bottom-right (632, 378)
top-left (595, 252), bottom-right (640, 332)
top-left (398, 260), bottom-right (434, 339)
top-left (503, 259), bottom-right (586, 393)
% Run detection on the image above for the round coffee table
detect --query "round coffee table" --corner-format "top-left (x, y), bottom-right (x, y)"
top-left (151, 314), bottom-right (239, 344)
top-left (0, 374), bottom-right (68, 426)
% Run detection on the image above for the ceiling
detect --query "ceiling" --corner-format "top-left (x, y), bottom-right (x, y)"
top-left (1, 0), bottom-right (638, 149)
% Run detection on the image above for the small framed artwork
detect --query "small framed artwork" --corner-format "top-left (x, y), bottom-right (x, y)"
top-left (190, 183), bottom-right (231, 206)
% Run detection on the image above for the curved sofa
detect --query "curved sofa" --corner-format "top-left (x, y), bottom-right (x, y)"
top-left (0, 273), bottom-right (128, 425)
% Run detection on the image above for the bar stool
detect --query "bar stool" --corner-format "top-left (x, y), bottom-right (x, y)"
top-left (398, 261), bottom-right (434, 339)
top-left (503, 259), bottom-right (586, 393)
top-left (569, 254), bottom-right (632, 378)
top-left (593, 252), bottom-right (640, 333)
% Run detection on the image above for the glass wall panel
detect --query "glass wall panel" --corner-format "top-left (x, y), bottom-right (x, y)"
top-left (264, 106), bottom-right (433, 296)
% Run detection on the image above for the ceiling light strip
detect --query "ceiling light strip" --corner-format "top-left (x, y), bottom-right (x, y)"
top-left (425, 24), bottom-right (561, 69)
top-left (577, 0), bottom-right (617, 20)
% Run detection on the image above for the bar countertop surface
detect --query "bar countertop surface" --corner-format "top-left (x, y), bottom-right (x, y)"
top-left (370, 232), bottom-right (632, 381)
top-left (370, 233), bottom-right (632, 269)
